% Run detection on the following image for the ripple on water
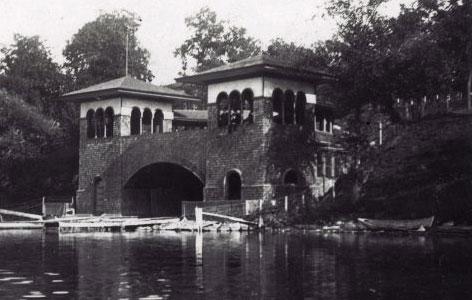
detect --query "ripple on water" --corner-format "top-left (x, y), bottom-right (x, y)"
top-left (52, 279), bottom-right (64, 283)
top-left (11, 280), bottom-right (33, 285)
top-left (139, 296), bottom-right (163, 300)
top-left (52, 291), bottom-right (69, 295)
top-left (0, 277), bottom-right (27, 281)
top-left (0, 271), bottom-right (14, 275)
top-left (23, 291), bottom-right (46, 298)
top-left (44, 272), bottom-right (60, 276)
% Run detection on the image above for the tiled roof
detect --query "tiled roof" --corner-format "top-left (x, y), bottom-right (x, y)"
top-left (62, 76), bottom-right (199, 102)
top-left (176, 54), bottom-right (334, 84)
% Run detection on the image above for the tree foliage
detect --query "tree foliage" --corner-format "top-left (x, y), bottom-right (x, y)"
top-left (63, 10), bottom-right (154, 89)
top-left (0, 90), bottom-right (70, 202)
top-left (0, 34), bottom-right (64, 115)
top-left (174, 7), bottom-right (261, 73)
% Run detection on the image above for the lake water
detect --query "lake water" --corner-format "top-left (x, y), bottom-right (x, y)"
top-left (0, 230), bottom-right (472, 299)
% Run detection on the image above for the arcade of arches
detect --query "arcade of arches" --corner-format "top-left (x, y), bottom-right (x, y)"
top-left (215, 87), bottom-right (333, 133)
top-left (86, 107), bottom-right (165, 139)
top-left (216, 88), bottom-right (254, 129)
top-left (122, 163), bottom-right (203, 217)
top-left (86, 107), bottom-right (115, 138)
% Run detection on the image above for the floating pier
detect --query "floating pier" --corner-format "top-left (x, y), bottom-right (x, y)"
top-left (0, 208), bottom-right (258, 233)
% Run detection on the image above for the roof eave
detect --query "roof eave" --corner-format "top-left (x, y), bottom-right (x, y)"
top-left (176, 64), bottom-right (335, 85)
top-left (61, 88), bottom-right (201, 103)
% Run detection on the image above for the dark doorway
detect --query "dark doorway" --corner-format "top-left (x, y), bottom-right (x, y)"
top-left (123, 163), bottom-right (203, 217)
top-left (92, 176), bottom-right (103, 215)
top-left (226, 171), bottom-right (242, 200)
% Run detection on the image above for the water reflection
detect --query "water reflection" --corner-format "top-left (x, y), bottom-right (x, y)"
top-left (0, 231), bottom-right (472, 299)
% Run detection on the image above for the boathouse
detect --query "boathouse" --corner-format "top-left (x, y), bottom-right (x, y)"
top-left (63, 55), bottom-right (344, 217)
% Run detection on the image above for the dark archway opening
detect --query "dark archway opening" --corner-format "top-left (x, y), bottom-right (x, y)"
top-left (105, 107), bottom-right (114, 138)
top-left (95, 108), bottom-right (105, 138)
top-left (226, 171), bottom-right (242, 200)
top-left (142, 108), bottom-right (152, 134)
top-left (153, 109), bottom-right (164, 133)
top-left (123, 163), bottom-right (203, 217)
top-left (284, 170), bottom-right (298, 185)
top-left (92, 176), bottom-right (103, 216)
top-left (272, 88), bottom-right (284, 124)
top-left (130, 107), bottom-right (141, 135)
top-left (284, 90), bottom-right (295, 125)
top-left (86, 109), bottom-right (95, 138)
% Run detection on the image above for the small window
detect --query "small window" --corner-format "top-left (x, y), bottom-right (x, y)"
top-left (284, 170), bottom-right (298, 185)
top-left (226, 170), bottom-right (242, 200)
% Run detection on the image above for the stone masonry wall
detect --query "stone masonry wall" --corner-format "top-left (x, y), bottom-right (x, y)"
top-left (76, 124), bottom-right (207, 215)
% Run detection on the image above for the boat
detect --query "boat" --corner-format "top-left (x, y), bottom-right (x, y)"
top-left (218, 223), bottom-right (231, 232)
top-left (229, 223), bottom-right (241, 231)
top-left (357, 216), bottom-right (435, 231)
top-left (202, 223), bottom-right (221, 232)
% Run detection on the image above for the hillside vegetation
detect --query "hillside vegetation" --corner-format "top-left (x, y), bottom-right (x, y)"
top-left (322, 114), bottom-right (472, 224)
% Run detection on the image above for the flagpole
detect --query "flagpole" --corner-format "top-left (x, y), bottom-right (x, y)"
top-left (125, 30), bottom-right (129, 76)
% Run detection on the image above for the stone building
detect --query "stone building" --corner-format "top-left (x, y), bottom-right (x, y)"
top-left (63, 55), bottom-right (344, 217)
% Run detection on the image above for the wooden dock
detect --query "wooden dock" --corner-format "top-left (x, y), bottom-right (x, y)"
top-left (1, 208), bottom-right (257, 233)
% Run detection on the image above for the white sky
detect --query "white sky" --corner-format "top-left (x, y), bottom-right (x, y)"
top-left (0, 0), bottom-right (413, 85)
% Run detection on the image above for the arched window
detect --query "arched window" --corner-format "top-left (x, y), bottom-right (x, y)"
top-left (130, 107), bottom-right (141, 135)
top-left (284, 169), bottom-right (298, 185)
top-left (226, 170), bottom-right (242, 200)
top-left (242, 88), bottom-right (254, 124)
top-left (229, 90), bottom-right (242, 129)
top-left (284, 90), bottom-right (295, 125)
top-left (153, 109), bottom-right (164, 133)
top-left (272, 88), bottom-right (284, 124)
top-left (142, 108), bottom-right (152, 134)
top-left (86, 109), bottom-right (95, 139)
top-left (95, 108), bottom-right (105, 138)
top-left (216, 92), bottom-right (229, 128)
top-left (104, 107), bottom-right (114, 138)
top-left (295, 92), bottom-right (306, 125)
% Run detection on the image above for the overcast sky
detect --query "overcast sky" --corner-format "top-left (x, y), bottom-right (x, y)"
top-left (0, 0), bottom-right (413, 85)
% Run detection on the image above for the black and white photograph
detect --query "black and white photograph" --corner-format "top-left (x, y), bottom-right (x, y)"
top-left (1, 0), bottom-right (472, 299)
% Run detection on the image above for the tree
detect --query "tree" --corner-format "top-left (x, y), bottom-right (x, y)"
top-left (0, 90), bottom-right (61, 202)
top-left (0, 34), bottom-right (64, 114)
top-left (264, 38), bottom-right (331, 70)
top-left (63, 10), bottom-right (154, 89)
top-left (174, 7), bottom-right (261, 73)
top-left (427, 0), bottom-right (472, 109)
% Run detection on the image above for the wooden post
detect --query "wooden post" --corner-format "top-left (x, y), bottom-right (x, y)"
top-left (195, 207), bottom-right (203, 232)
top-left (42, 196), bottom-right (46, 216)
top-left (284, 196), bottom-right (288, 212)
top-left (258, 199), bottom-right (264, 228)
top-left (140, 117), bottom-right (143, 135)
top-left (379, 121), bottom-right (383, 146)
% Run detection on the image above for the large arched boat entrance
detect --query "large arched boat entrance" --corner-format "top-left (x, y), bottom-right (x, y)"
top-left (122, 162), bottom-right (204, 217)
